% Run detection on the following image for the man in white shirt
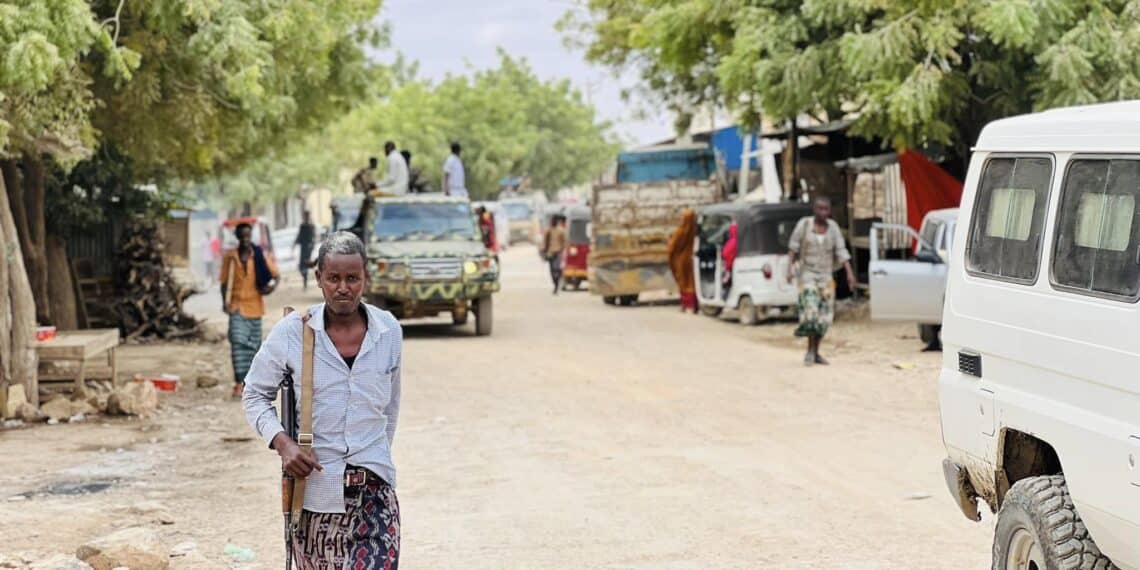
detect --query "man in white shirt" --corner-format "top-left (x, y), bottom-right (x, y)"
top-left (377, 141), bottom-right (409, 195)
top-left (442, 142), bottom-right (468, 199)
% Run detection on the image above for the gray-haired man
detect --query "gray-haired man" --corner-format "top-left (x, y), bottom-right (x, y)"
top-left (243, 232), bottom-right (404, 568)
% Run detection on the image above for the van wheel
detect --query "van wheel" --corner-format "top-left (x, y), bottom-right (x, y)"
top-left (603, 296), bottom-right (617, 306)
top-left (919, 324), bottom-right (942, 350)
top-left (992, 475), bottom-right (1116, 570)
top-left (738, 296), bottom-right (758, 326)
top-left (475, 296), bottom-right (493, 336)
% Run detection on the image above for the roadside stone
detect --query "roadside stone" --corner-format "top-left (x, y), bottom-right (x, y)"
top-left (85, 394), bottom-right (109, 414)
top-left (2, 419), bottom-right (24, 429)
top-left (76, 527), bottom-right (169, 570)
top-left (195, 375), bottom-right (219, 389)
top-left (71, 400), bottom-right (97, 417)
top-left (4, 385), bottom-right (27, 418)
top-left (18, 403), bottom-right (47, 423)
top-left (29, 554), bottom-right (95, 570)
top-left (106, 382), bottom-right (158, 417)
top-left (41, 398), bottom-right (74, 422)
top-left (127, 501), bottom-right (175, 525)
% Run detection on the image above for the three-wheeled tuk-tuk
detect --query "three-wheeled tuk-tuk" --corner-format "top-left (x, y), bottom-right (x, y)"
top-left (561, 206), bottom-right (591, 290)
top-left (695, 202), bottom-right (811, 324)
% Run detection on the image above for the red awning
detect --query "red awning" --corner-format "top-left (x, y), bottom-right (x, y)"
top-left (898, 150), bottom-right (963, 231)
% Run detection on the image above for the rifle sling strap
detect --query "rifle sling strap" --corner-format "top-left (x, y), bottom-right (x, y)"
top-left (290, 312), bottom-right (316, 529)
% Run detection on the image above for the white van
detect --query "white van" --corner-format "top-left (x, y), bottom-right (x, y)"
top-left (939, 102), bottom-right (1140, 569)
top-left (869, 208), bottom-right (958, 347)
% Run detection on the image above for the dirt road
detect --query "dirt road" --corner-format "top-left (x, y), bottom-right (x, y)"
top-left (0, 247), bottom-right (992, 568)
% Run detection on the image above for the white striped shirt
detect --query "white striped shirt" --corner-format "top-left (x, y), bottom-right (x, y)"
top-left (242, 303), bottom-right (403, 513)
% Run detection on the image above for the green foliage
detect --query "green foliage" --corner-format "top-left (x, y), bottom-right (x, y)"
top-left (564, 0), bottom-right (1140, 152)
top-left (224, 52), bottom-right (618, 204)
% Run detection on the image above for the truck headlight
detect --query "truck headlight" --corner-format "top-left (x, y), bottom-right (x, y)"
top-left (464, 261), bottom-right (479, 275)
top-left (388, 263), bottom-right (408, 278)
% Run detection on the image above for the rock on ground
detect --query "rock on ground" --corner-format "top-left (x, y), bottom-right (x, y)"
top-left (106, 382), bottom-right (158, 417)
top-left (76, 527), bottom-right (168, 570)
top-left (4, 385), bottom-right (27, 418)
top-left (194, 375), bottom-right (219, 389)
top-left (39, 399), bottom-right (74, 422)
top-left (17, 403), bottom-right (46, 423)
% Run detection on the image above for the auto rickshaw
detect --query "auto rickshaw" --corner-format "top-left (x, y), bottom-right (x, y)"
top-left (694, 201), bottom-right (811, 324)
top-left (561, 206), bottom-right (591, 290)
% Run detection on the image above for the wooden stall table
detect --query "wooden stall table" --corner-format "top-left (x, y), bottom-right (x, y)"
top-left (35, 329), bottom-right (121, 392)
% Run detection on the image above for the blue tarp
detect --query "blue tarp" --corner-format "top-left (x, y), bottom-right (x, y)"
top-left (616, 147), bottom-right (716, 183)
top-left (709, 126), bottom-right (759, 171)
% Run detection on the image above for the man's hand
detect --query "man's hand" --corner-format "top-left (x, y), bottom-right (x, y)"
top-left (846, 269), bottom-right (857, 293)
top-left (272, 432), bottom-right (323, 478)
top-left (262, 279), bottom-right (279, 295)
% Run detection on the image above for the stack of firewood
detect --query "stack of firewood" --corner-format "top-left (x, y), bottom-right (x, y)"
top-left (111, 220), bottom-right (203, 341)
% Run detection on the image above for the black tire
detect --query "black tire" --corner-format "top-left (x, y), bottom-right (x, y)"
top-left (572, 279), bottom-right (582, 291)
top-left (475, 296), bottom-right (493, 336)
top-left (993, 475), bottom-right (1116, 570)
top-left (700, 305), bottom-right (722, 318)
top-left (618, 294), bottom-right (638, 306)
top-left (603, 296), bottom-right (617, 306)
top-left (738, 296), bottom-right (758, 326)
top-left (919, 324), bottom-right (942, 348)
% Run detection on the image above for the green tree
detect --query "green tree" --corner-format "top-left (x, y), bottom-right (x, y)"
top-left (563, 0), bottom-right (1140, 156)
top-left (224, 52), bottom-right (618, 204)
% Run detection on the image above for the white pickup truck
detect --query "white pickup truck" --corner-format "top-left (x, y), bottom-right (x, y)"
top-left (868, 208), bottom-right (959, 347)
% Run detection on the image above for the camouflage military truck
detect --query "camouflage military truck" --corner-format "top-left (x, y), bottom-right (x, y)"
top-left (361, 194), bottom-right (500, 335)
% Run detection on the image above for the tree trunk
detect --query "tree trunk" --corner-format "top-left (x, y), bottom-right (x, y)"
top-left (20, 154), bottom-right (50, 325)
top-left (782, 122), bottom-right (796, 201)
top-left (0, 164), bottom-right (40, 408)
top-left (46, 236), bottom-right (79, 331)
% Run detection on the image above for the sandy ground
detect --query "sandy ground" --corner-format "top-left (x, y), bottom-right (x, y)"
top-left (0, 246), bottom-right (993, 568)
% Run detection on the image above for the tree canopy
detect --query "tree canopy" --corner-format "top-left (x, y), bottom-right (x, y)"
top-left (562, 0), bottom-right (1140, 154)
top-left (224, 52), bottom-right (618, 204)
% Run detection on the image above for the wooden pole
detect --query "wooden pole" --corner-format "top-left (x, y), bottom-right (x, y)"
top-left (0, 162), bottom-right (40, 408)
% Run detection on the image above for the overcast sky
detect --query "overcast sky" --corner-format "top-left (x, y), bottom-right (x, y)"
top-left (374, 0), bottom-right (672, 146)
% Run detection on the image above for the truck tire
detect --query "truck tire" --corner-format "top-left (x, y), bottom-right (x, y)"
top-left (603, 296), bottom-right (617, 306)
top-left (992, 475), bottom-right (1116, 570)
top-left (475, 296), bottom-right (493, 337)
top-left (738, 296), bottom-right (758, 326)
top-left (619, 294), bottom-right (639, 306)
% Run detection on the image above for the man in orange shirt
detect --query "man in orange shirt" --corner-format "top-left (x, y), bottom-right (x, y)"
top-left (220, 223), bottom-right (279, 397)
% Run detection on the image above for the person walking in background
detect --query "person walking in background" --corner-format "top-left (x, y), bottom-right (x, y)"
top-left (243, 232), bottom-right (403, 569)
top-left (787, 197), bottom-right (856, 367)
top-left (378, 141), bottom-right (409, 195)
top-left (202, 230), bottom-right (219, 285)
top-left (294, 211), bottom-right (317, 291)
top-left (666, 209), bottom-right (698, 313)
top-left (220, 223), bottom-right (279, 398)
top-left (721, 221), bottom-right (739, 300)
top-left (352, 157), bottom-right (379, 194)
top-left (543, 214), bottom-right (567, 295)
top-left (442, 142), bottom-right (468, 199)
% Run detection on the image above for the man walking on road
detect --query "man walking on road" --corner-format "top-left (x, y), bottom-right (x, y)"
top-left (543, 214), bottom-right (567, 295)
top-left (787, 197), bottom-right (856, 366)
top-left (243, 232), bottom-right (403, 569)
top-left (442, 142), bottom-right (468, 199)
top-left (220, 223), bottom-right (279, 397)
top-left (294, 211), bottom-right (317, 291)
top-left (378, 141), bottom-right (409, 195)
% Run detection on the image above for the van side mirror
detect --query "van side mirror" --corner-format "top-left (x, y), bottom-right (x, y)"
top-left (916, 248), bottom-right (943, 264)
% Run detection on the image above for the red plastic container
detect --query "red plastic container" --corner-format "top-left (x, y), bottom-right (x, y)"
top-left (148, 374), bottom-right (181, 392)
top-left (35, 326), bottom-right (57, 342)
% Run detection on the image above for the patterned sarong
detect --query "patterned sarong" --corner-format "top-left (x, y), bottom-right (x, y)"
top-left (794, 278), bottom-right (835, 339)
top-left (228, 313), bottom-right (261, 384)
top-left (292, 476), bottom-right (401, 570)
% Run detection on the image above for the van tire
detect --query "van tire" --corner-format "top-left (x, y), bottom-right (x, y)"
top-left (700, 305), bottom-right (722, 318)
top-left (475, 296), bottom-right (493, 336)
top-left (992, 475), bottom-right (1116, 570)
top-left (919, 324), bottom-right (942, 348)
top-left (738, 296), bottom-right (758, 326)
top-left (603, 296), bottom-right (617, 306)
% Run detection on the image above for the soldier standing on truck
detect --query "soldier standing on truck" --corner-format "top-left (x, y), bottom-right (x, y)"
top-left (442, 142), bottom-right (468, 199)
top-left (787, 197), bottom-right (856, 367)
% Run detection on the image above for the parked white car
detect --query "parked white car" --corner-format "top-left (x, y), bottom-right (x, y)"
top-left (868, 208), bottom-right (958, 347)
top-left (939, 102), bottom-right (1140, 569)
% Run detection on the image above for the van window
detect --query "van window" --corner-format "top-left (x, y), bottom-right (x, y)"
top-left (1052, 158), bottom-right (1140, 299)
top-left (920, 219), bottom-right (943, 252)
top-left (966, 157), bottom-right (1053, 282)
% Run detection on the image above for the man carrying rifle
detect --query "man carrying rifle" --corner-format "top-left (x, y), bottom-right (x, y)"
top-left (243, 232), bottom-right (403, 569)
